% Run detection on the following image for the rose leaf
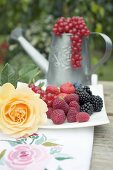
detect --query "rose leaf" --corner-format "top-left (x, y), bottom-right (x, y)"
top-left (0, 63), bottom-right (18, 87)
top-left (18, 68), bottom-right (40, 84)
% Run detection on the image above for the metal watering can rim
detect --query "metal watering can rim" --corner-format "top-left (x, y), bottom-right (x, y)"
top-left (10, 28), bottom-right (112, 76)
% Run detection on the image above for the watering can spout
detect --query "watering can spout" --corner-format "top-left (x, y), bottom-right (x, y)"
top-left (10, 28), bottom-right (49, 74)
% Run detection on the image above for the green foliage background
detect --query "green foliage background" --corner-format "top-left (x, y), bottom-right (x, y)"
top-left (0, 0), bottom-right (113, 81)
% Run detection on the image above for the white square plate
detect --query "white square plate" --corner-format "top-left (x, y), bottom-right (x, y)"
top-left (40, 84), bottom-right (109, 129)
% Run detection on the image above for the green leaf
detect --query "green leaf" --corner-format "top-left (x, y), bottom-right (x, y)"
top-left (19, 64), bottom-right (36, 76)
top-left (0, 140), bottom-right (23, 146)
top-left (19, 68), bottom-right (39, 83)
top-left (0, 63), bottom-right (18, 87)
top-left (0, 149), bottom-right (6, 160)
top-left (55, 156), bottom-right (73, 161)
top-left (38, 82), bottom-right (45, 88)
top-left (8, 140), bottom-right (23, 146)
top-left (18, 64), bottom-right (40, 83)
top-left (100, 7), bottom-right (105, 17)
top-left (91, 2), bottom-right (98, 13)
top-left (55, 153), bottom-right (73, 161)
top-left (42, 142), bottom-right (59, 147)
top-left (95, 23), bottom-right (102, 32)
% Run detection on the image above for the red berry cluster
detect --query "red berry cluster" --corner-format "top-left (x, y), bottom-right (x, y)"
top-left (28, 84), bottom-right (45, 97)
top-left (52, 17), bottom-right (90, 68)
top-left (28, 82), bottom-right (90, 124)
top-left (28, 84), bottom-right (59, 107)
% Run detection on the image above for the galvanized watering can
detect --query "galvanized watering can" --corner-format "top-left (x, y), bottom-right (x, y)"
top-left (10, 28), bottom-right (112, 86)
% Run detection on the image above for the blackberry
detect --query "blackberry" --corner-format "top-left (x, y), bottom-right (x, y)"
top-left (80, 102), bottom-right (94, 115)
top-left (76, 85), bottom-right (92, 95)
top-left (77, 91), bottom-right (91, 105)
top-left (76, 87), bottom-right (84, 94)
top-left (90, 95), bottom-right (103, 112)
top-left (83, 86), bottom-right (92, 96)
top-left (74, 83), bottom-right (92, 105)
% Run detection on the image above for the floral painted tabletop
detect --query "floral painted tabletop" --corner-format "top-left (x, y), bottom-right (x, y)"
top-left (0, 64), bottom-right (109, 170)
top-left (0, 127), bottom-right (94, 170)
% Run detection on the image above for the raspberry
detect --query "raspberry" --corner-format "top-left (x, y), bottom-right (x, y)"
top-left (46, 107), bottom-right (53, 119)
top-left (64, 93), bottom-right (79, 104)
top-left (60, 82), bottom-right (75, 94)
top-left (69, 101), bottom-right (80, 112)
top-left (51, 109), bottom-right (66, 124)
top-left (42, 92), bottom-right (57, 107)
top-left (46, 85), bottom-right (59, 95)
top-left (67, 107), bottom-right (77, 123)
top-left (76, 112), bottom-right (90, 122)
top-left (53, 97), bottom-right (69, 114)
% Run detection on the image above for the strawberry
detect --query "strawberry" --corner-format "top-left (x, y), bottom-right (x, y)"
top-left (60, 82), bottom-right (75, 94)
top-left (51, 109), bottom-right (66, 124)
top-left (46, 85), bottom-right (60, 95)
top-left (76, 112), bottom-right (90, 122)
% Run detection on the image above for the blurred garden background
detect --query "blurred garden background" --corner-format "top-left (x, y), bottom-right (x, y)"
top-left (0, 0), bottom-right (113, 81)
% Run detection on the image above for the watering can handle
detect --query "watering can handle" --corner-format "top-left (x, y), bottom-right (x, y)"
top-left (91, 32), bottom-right (112, 74)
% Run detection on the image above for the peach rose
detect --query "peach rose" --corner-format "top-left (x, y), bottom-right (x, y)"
top-left (0, 83), bottom-right (48, 138)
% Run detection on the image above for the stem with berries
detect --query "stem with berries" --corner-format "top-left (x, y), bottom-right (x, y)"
top-left (52, 16), bottom-right (90, 68)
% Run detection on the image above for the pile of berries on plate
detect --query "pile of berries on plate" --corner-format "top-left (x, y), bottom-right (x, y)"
top-left (28, 82), bottom-right (103, 125)
top-left (52, 16), bottom-right (90, 68)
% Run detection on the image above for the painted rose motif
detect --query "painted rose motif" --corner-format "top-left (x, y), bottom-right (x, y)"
top-left (0, 83), bottom-right (48, 138)
top-left (6, 144), bottom-right (51, 170)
